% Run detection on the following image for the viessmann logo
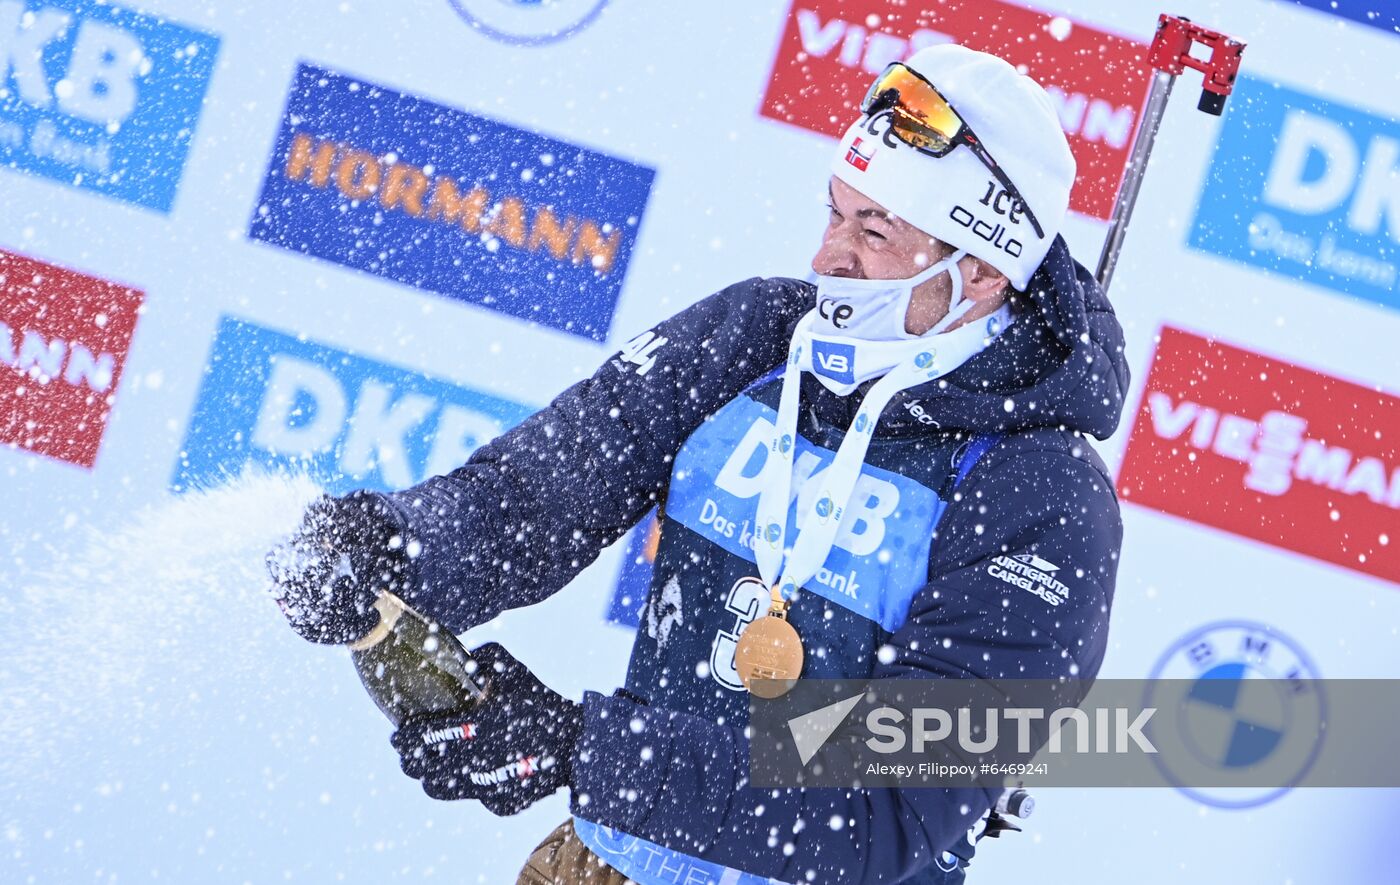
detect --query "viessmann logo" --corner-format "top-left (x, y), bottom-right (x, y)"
top-left (0, 0), bottom-right (219, 211)
top-left (760, 0), bottom-right (1151, 220)
top-left (0, 247), bottom-right (142, 468)
top-left (1117, 327), bottom-right (1397, 583)
top-left (249, 63), bottom-right (655, 342)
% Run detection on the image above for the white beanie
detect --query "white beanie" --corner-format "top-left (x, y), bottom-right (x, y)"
top-left (831, 44), bottom-right (1075, 291)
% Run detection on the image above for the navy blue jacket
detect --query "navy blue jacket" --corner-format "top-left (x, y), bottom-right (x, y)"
top-left (382, 236), bottom-right (1129, 883)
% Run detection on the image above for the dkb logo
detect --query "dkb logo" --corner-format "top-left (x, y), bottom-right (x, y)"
top-left (173, 318), bottom-right (532, 494)
top-left (1190, 76), bottom-right (1400, 311)
top-left (664, 396), bottom-right (943, 632)
top-left (0, 0), bottom-right (219, 210)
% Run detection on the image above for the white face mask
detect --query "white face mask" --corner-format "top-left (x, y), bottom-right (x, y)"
top-left (812, 249), bottom-right (968, 341)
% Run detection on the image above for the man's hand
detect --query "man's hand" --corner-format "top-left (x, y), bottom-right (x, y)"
top-left (265, 491), bottom-right (415, 644)
top-left (390, 642), bottom-right (583, 816)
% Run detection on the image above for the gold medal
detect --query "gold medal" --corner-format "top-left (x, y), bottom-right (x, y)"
top-left (734, 582), bottom-right (804, 698)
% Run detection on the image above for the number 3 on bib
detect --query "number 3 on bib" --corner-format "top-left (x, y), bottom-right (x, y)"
top-left (709, 577), bottom-right (769, 691)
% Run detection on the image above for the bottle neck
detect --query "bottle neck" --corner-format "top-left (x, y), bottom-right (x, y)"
top-left (347, 592), bottom-right (406, 651)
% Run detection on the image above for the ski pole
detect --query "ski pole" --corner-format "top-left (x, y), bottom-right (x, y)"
top-left (1095, 14), bottom-right (1246, 293)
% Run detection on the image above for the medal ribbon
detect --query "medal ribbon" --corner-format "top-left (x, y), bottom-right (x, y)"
top-left (752, 305), bottom-right (1013, 607)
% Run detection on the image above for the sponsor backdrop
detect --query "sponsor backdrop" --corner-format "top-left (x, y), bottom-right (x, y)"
top-left (1, 0), bottom-right (1395, 883)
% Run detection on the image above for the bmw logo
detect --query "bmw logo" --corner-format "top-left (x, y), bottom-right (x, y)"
top-left (1145, 621), bottom-right (1325, 809)
top-left (914, 351), bottom-right (934, 369)
top-left (447, 0), bottom-right (610, 46)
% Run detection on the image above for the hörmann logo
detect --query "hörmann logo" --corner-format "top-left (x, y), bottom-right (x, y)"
top-left (760, 0), bottom-right (1150, 220)
top-left (0, 0), bottom-right (219, 211)
top-left (1118, 326), bottom-right (1397, 583)
top-left (250, 63), bottom-right (655, 342)
top-left (279, 131), bottom-right (627, 275)
top-left (172, 317), bottom-right (533, 495)
top-left (1190, 77), bottom-right (1399, 312)
top-left (0, 247), bottom-right (142, 468)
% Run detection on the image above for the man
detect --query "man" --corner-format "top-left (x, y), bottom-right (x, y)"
top-left (267, 44), bottom-right (1127, 884)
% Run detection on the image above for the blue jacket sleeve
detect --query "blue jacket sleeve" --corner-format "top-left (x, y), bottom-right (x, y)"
top-left (569, 436), bottom-right (1122, 883)
top-left (378, 278), bottom-right (809, 633)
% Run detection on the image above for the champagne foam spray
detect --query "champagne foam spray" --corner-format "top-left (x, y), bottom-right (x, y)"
top-left (0, 470), bottom-right (323, 783)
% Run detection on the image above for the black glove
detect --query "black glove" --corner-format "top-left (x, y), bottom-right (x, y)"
top-left (265, 491), bottom-right (415, 644)
top-left (390, 642), bottom-right (583, 816)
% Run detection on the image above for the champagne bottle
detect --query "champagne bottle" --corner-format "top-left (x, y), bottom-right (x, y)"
top-left (347, 592), bottom-right (487, 727)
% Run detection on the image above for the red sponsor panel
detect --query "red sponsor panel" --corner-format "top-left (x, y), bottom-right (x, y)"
top-left (761, 0), bottom-right (1152, 219)
top-left (0, 249), bottom-right (143, 469)
top-left (1118, 327), bottom-right (1398, 584)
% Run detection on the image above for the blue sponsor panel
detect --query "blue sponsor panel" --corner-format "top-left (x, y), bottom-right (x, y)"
top-left (1287, 0), bottom-right (1399, 36)
top-left (248, 63), bottom-right (655, 342)
top-left (666, 395), bottom-right (943, 633)
top-left (172, 317), bottom-right (532, 494)
top-left (0, 0), bottom-right (219, 211)
top-left (1189, 76), bottom-right (1400, 312)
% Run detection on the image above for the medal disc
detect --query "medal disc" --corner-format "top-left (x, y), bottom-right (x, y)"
top-left (735, 613), bottom-right (804, 698)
